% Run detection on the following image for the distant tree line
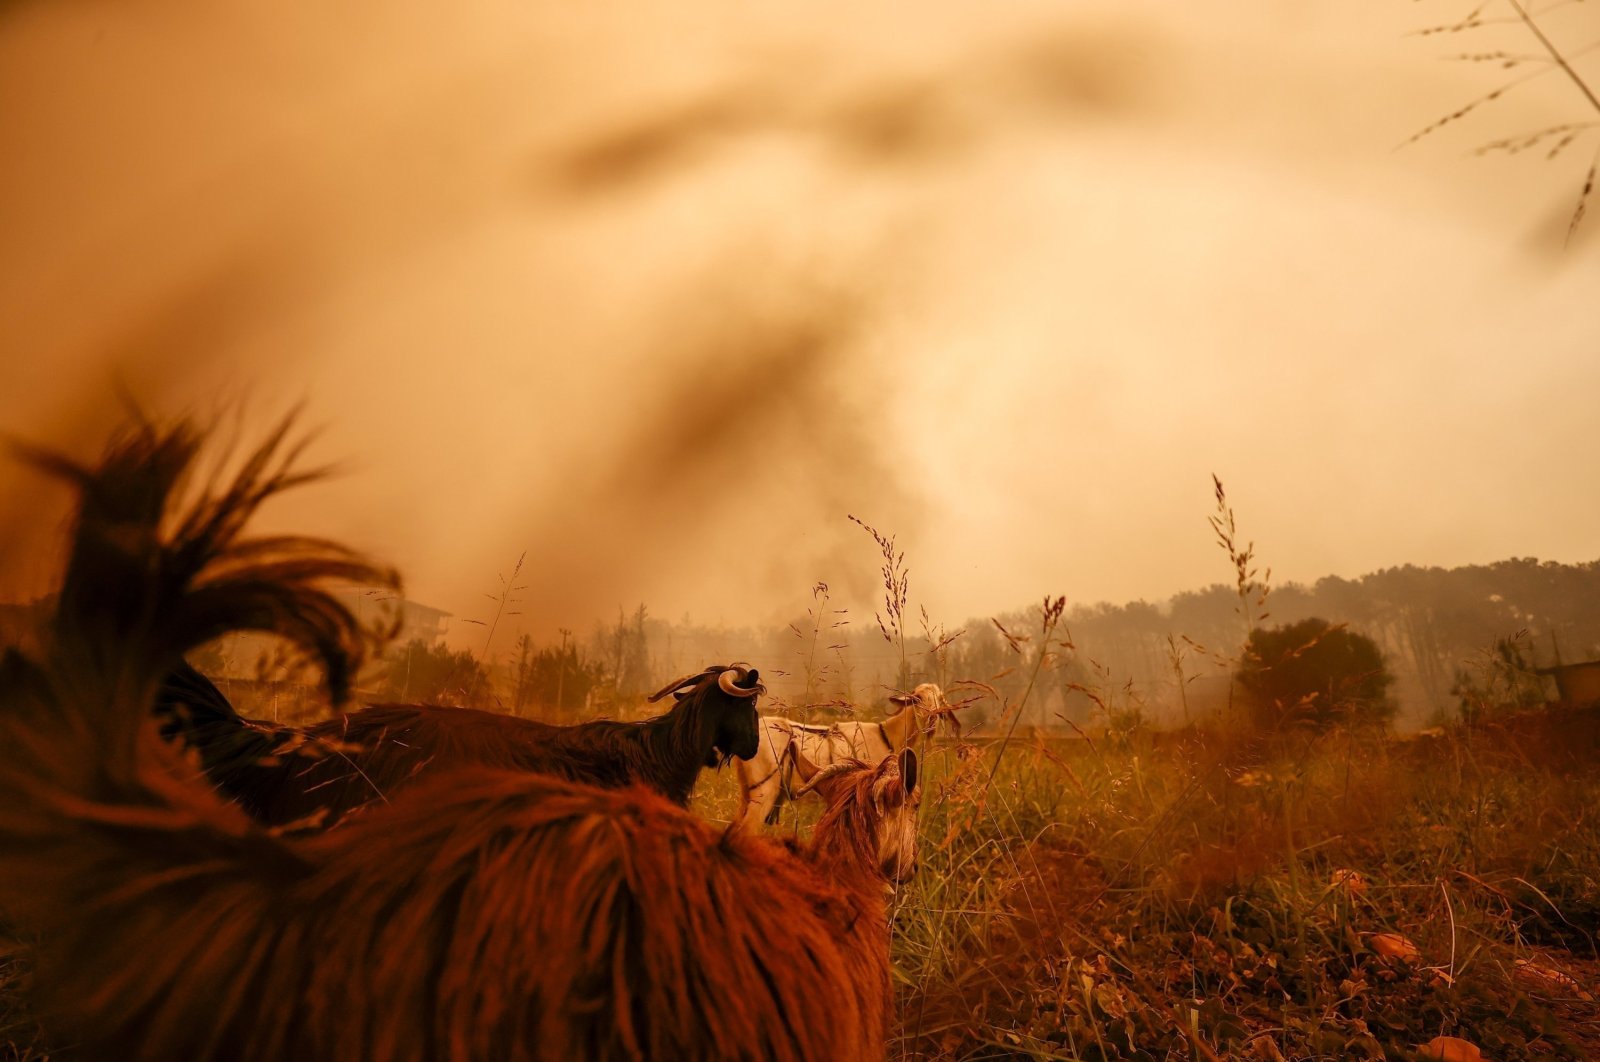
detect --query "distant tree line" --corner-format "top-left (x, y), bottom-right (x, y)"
top-left (138, 555), bottom-right (1600, 729)
top-left (961, 558), bottom-right (1600, 728)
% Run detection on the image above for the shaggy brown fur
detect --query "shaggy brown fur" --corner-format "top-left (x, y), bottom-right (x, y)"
top-left (159, 658), bottom-right (764, 828)
top-left (0, 417), bottom-right (914, 1061)
top-left (2, 767), bottom-right (910, 1061)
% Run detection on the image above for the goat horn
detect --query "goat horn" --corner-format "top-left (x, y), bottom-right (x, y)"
top-left (717, 668), bottom-right (763, 698)
top-left (794, 760), bottom-right (857, 799)
top-left (647, 671), bottom-right (711, 703)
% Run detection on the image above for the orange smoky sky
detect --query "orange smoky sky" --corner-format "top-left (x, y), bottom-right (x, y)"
top-left (2, 0), bottom-right (1598, 644)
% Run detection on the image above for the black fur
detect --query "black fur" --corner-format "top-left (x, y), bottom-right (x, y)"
top-left (160, 665), bottom-right (764, 828)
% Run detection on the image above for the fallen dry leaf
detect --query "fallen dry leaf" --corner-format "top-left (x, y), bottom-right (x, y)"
top-left (1369, 932), bottom-right (1421, 963)
top-left (1418, 1035), bottom-right (1488, 1061)
top-left (1245, 1034), bottom-right (1287, 1061)
top-left (1513, 958), bottom-right (1594, 1000)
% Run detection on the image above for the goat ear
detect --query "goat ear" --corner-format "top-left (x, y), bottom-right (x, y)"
top-left (871, 748), bottom-right (917, 811)
top-left (887, 692), bottom-right (916, 708)
top-left (898, 747), bottom-right (919, 797)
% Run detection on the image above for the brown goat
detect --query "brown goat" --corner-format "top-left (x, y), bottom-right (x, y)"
top-left (0, 755), bottom-right (919, 1060)
top-left (158, 657), bottom-right (765, 828)
top-left (0, 417), bottom-right (920, 1061)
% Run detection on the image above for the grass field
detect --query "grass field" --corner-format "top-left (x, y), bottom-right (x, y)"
top-left (693, 707), bottom-right (1600, 1060)
top-left (3, 701), bottom-right (1597, 1060)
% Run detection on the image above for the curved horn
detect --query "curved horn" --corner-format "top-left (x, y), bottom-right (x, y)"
top-left (791, 743), bottom-right (859, 798)
top-left (794, 759), bottom-right (857, 799)
top-left (647, 670), bottom-right (711, 703)
top-left (788, 741), bottom-right (819, 785)
top-left (717, 667), bottom-right (764, 698)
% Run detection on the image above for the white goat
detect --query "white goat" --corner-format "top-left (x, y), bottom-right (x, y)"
top-left (734, 682), bottom-right (947, 832)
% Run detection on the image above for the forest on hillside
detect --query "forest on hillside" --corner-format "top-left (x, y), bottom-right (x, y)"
top-left (540, 556), bottom-right (1600, 731)
top-left (16, 554), bottom-right (1592, 732)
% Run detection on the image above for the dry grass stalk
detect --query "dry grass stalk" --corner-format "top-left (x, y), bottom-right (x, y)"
top-left (1409, 0), bottom-right (1600, 241)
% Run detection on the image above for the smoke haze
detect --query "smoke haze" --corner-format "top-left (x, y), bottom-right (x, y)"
top-left (3, 0), bottom-right (1598, 641)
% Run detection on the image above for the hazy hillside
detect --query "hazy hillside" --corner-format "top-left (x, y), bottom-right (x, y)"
top-left (594, 556), bottom-right (1600, 730)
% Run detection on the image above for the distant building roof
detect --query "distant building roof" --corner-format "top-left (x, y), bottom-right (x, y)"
top-left (1534, 659), bottom-right (1600, 708)
top-left (1534, 659), bottom-right (1600, 675)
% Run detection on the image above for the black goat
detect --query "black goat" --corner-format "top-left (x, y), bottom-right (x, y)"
top-left (158, 658), bottom-right (764, 828)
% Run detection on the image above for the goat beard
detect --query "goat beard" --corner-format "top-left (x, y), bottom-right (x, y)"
top-left (705, 748), bottom-right (735, 770)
